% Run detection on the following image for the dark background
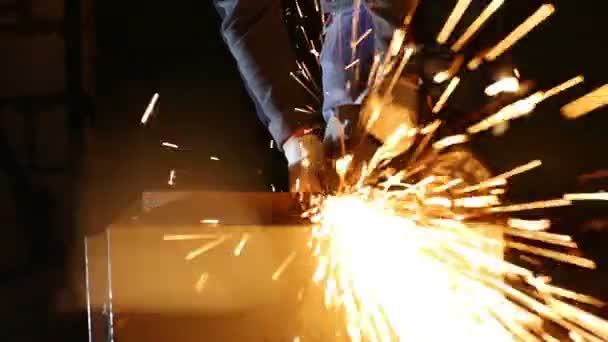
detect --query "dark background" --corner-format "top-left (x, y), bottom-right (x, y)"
top-left (1, 0), bottom-right (607, 340)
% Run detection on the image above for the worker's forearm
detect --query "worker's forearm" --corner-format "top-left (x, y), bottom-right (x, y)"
top-left (215, 0), bottom-right (324, 146)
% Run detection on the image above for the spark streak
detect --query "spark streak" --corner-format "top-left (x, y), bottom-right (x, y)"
top-left (564, 192), bottom-right (608, 201)
top-left (437, 0), bottom-right (472, 44)
top-left (161, 142), bottom-right (179, 149)
top-left (185, 236), bottom-right (228, 261)
top-left (272, 252), bottom-right (297, 281)
top-left (561, 84), bottom-right (608, 119)
top-left (195, 273), bottom-right (209, 292)
top-left (432, 76), bottom-right (461, 113)
top-left (485, 77), bottom-right (520, 96)
top-left (451, 0), bottom-right (505, 52)
top-left (484, 4), bottom-right (556, 61)
top-left (163, 234), bottom-right (220, 241)
top-left (141, 93), bottom-right (159, 124)
top-left (233, 233), bottom-right (251, 256)
top-left (168, 169), bottom-right (176, 186)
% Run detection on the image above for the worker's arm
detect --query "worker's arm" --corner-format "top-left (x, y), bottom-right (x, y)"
top-left (214, 0), bottom-right (326, 191)
top-left (213, 0), bottom-right (324, 147)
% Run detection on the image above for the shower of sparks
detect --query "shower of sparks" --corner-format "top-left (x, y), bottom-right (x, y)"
top-left (154, 2), bottom-right (608, 340)
top-left (168, 169), bottom-right (176, 186)
top-left (185, 236), bottom-right (228, 261)
top-left (451, 0), bottom-right (505, 52)
top-left (141, 93), bottom-right (159, 124)
top-left (561, 84), bottom-right (608, 119)
top-left (195, 273), bottom-right (209, 292)
top-left (484, 4), bottom-right (555, 62)
top-left (485, 77), bottom-right (520, 96)
top-left (432, 76), bottom-right (461, 113)
top-left (437, 0), bottom-right (472, 44)
top-left (272, 251), bottom-right (297, 281)
top-left (295, 1), bottom-right (608, 336)
top-left (233, 233), bottom-right (251, 256)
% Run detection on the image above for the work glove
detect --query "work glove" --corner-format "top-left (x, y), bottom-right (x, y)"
top-left (283, 130), bottom-right (326, 192)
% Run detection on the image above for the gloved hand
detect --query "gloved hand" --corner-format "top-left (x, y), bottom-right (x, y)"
top-left (283, 130), bottom-right (326, 192)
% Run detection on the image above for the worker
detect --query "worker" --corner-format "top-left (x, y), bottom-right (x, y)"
top-left (213, 0), bottom-right (412, 192)
top-left (213, 0), bottom-right (491, 192)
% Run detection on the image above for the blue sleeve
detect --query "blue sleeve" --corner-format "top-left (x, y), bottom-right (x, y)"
top-left (214, 0), bottom-right (325, 146)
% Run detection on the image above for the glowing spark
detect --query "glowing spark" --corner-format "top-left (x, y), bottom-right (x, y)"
top-left (290, 72), bottom-right (321, 102)
top-left (270, 184), bottom-right (276, 192)
top-left (513, 68), bottom-right (521, 78)
top-left (270, 140), bottom-right (274, 149)
top-left (295, 107), bottom-right (313, 114)
top-left (507, 241), bottom-right (595, 269)
top-left (233, 233), bottom-right (250, 256)
top-left (467, 55), bottom-right (483, 70)
top-left (458, 160), bottom-right (541, 194)
top-left (564, 192), bottom-right (608, 201)
top-left (485, 4), bottom-right (556, 61)
top-left (507, 218), bottom-right (551, 231)
top-left (432, 76), bottom-right (461, 113)
top-left (505, 229), bottom-right (577, 248)
top-left (388, 29), bottom-right (406, 57)
top-left (437, 0), bottom-right (472, 44)
top-left (200, 218), bottom-right (220, 224)
top-left (487, 199), bottom-right (571, 213)
top-left (454, 195), bottom-right (500, 208)
top-left (294, 0), bottom-right (303, 18)
top-left (336, 154), bottom-right (353, 177)
top-left (295, 178), bottom-right (301, 191)
top-left (433, 71), bottom-right (450, 84)
top-left (185, 236), bottom-right (228, 261)
top-left (140, 93), bottom-right (159, 124)
top-left (451, 0), bottom-right (505, 52)
top-left (161, 142), bottom-right (179, 149)
top-left (490, 188), bottom-right (505, 195)
top-left (561, 84), bottom-right (608, 119)
top-left (210, 156), bottom-right (220, 161)
top-left (163, 234), bottom-right (219, 241)
top-left (352, 28), bottom-right (373, 49)
top-left (431, 178), bottom-right (463, 193)
top-left (387, 46), bottom-right (415, 95)
top-left (272, 251), bottom-right (297, 281)
top-left (467, 91), bottom-right (544, 134)
top-left (543, 75), bottom-right (585, 100)
top-left (433, 134), bottom-right (469, 150)
top-left (345, 59), bottom-right (360, 71)
top-left (293, 337), bottom-right (301, 342)
top-left (485, 77), bottom-right (520, 96)
top-left (168, 169), bottom-right (176, 186)
top-left (195, 273), bottom-right (209, 292)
